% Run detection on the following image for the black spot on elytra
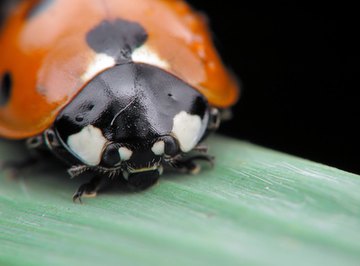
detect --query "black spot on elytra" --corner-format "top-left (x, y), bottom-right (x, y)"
top-left (26, 0), bottom-right (55, 20)
top-left (0, 72), bottom-right (12, 106)
top-left (86, 19), bottom-right (148, 63)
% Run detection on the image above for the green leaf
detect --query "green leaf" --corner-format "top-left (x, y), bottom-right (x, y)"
top-left (1, 136), bottom-right (360, 266)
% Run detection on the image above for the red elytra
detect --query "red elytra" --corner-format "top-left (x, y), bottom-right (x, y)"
top-left (0, 0), bottom-right (239, 139)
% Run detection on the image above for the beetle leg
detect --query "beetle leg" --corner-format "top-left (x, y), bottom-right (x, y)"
top-left (208, 108), bottom-right (221, 131)
top-left (193, 144), bottom-right (208, 153)
top-left (67, 165), bottom-right (92, 178)
top-left (219, 108), bottom-right (233, 121)
top-left (72, 175), bottom-right (103, 203)
top-left (171, 154), bottom-right (215, 174)
top-left (199, 107), bottom-right (221, 142)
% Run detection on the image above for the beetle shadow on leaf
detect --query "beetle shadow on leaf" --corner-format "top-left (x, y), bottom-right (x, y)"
top-left (1, 140), bottom-right (87, 192)
top-left (0, 140), bottom-right (213, 197)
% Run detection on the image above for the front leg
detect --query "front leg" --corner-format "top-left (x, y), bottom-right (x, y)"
top-left (170, 154), bottom-right (215, 175)
top-left (72, 175), bottom-right (104, 203)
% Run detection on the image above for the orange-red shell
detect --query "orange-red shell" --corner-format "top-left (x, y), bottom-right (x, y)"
top-left (0, 0), bottom-right (239, 139)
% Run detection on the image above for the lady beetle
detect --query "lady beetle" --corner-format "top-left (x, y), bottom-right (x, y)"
top-left (0, 0), bottom-right (239, 201)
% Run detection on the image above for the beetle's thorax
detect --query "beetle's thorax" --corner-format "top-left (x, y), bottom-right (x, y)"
top-left (53, 63), bottom-right (210, 176)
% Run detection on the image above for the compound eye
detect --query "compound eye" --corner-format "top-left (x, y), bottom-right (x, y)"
top-left (162, 136), bottom-right (180, 157)
top-left (102, 144), bottom-right (121, 167)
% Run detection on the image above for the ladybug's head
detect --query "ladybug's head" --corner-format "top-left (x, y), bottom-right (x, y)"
top-left (53, 63), bottom-right (211, 187)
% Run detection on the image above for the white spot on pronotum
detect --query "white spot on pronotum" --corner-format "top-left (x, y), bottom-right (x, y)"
top-left (119, 147), bottom-right (133, 161)
top-left (81, 53), bottom-right (116, 81)
top-left (132, 45), bottom-right (169, 69)
top-left (67, 125), bottom-right (107, 166)
top-left (151, 141), bottom-right (165, 155)
top-left (171, 111), bottom-right (202, 152)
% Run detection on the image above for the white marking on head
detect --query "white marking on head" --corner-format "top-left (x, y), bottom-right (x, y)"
top-left (119, 147), bottom-right (133, 161)
top-left (171, 111), bottom-right (203, 152)
top-left (132, 45), bottom-right (169, 69)
top-left (151, 141), bottom-right (165, 155)
top-left (67, 125), bottom-right (107, 166)
top-left (81, 53), bottom-right (116, 81)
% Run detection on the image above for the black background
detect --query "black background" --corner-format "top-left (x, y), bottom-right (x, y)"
top-left (188, 1), bottom-right (359, 174)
